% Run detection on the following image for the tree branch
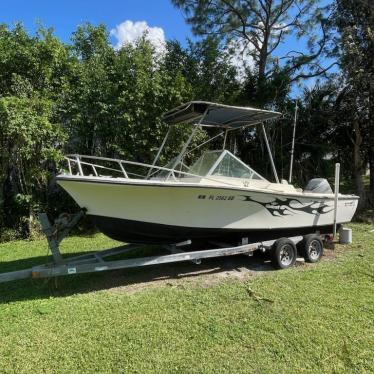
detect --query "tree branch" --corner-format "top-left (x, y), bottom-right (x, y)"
top-left (290, 61), bottom-right (338, 82)
top-left (283, 19), bottom-right (329, 77)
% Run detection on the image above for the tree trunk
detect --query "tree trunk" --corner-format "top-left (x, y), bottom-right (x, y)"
top-left (353, 121), bottom-right (366, 210)
top-left (256, 12), bottom-right (270, 105)
top-left (368, 78), bottom-right (374, 205)
top-left (369, 138), bottom-right (374, 207)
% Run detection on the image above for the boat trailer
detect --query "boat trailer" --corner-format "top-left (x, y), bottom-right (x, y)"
top-left (0, 211), bottom-right (329, 284)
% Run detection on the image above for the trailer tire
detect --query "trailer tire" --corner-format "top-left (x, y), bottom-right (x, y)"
top-left (271, 238), bottom-right (297, 269)
top-left (300, 234), bottom-right (324, 263)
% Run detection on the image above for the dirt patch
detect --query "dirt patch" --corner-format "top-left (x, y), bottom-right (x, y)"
top-left (323, 244), bottom-right (349, 261)
top-left (105, 250), bottom-right (329, 295)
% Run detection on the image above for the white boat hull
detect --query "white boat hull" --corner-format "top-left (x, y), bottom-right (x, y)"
top-left (57, 176), bottom-right (359, 244)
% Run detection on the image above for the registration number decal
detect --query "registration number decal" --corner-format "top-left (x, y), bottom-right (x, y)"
top-left (198, 195), bottom-right (235, 201)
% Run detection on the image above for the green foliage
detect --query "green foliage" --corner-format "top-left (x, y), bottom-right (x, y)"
top-left (65, 33), bottom-right (193, 163)
top-left (71, 23), bottom-right (111, 61)
top-left (285, 84), bottom-right (340, 184)
top-left (0, 228), bottom-right (20, 243)
top-left (0, 96), bottom-right (64, 163)
top-left (327, 0), bottom-right (374, 206)
top-left (0, 24), bottom-right (73, 98)
top-left (168, 37), bottom-right (241, 103)
top-left (0, 95), bottom-right (66, 232)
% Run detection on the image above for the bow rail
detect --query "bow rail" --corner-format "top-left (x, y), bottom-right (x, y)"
top-left (63, 154), bottom-right (238, 186)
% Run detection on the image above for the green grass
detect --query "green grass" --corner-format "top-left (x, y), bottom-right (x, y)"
top-left (0, 224), bottom-right (373, 373)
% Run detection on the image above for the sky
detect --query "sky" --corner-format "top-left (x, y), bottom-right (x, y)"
top-left (0, 0), bottom-right (193, 46)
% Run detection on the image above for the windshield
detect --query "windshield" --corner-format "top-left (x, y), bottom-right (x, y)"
top-left (151, 156), bottom-right (190, 179)
top-left (188, 150), bottom-right (266, 180)
top-left (188, 151), bottom-right (222, 176)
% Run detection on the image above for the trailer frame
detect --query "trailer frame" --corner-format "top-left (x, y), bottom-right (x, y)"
top-left (0, 211), bottom-right (324, 284)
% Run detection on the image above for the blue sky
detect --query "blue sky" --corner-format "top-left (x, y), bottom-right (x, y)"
top-left (0, 0), bottom-right (193, 45)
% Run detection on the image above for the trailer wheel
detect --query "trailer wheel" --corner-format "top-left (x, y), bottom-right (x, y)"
top-left (271, 238), bottom-right (297, 269)
top-left (301, 234), bottom-right (324, 263)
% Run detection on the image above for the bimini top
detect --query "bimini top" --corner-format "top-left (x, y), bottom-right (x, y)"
top-left (163, 101), bottom-right (281, 129)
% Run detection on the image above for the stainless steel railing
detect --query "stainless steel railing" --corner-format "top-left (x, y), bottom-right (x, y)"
top-left (63, 154), bottom-right (242, 188)
top-left (64, 154), bottom-right (198, 181)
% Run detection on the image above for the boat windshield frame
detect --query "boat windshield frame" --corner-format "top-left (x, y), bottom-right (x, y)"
top-left (188, 149), bottom-right (268, 181)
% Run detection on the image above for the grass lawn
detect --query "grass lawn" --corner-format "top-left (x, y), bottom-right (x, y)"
top-left (0, 223), bottom-right (373, 373)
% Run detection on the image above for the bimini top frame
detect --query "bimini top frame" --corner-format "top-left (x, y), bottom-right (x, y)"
top-left (159, 101), bottom-right (281, 183)
top-left (163, 101), bottom-right (281, 129)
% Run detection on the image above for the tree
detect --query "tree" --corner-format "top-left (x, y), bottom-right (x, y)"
top-left (0, 24), bottom-right (72, 237)
top-left (0, 96), bottom-right (66, 234)
top-left (0, 24), bottom-right (73, 98)
top-left (166, 37), bottom-right (241, 103)
top-left (62, 23), bottom-right (115, 155)
top-left (289, 83), bottom-right (347, 186)
top-left (331, 0), bottom-right (374, 202)
top-left (65, 24), bottom-right (194, 164)
top-left (172, 0), bottom-right (335, 104)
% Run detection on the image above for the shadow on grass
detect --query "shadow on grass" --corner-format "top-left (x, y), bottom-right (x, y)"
top-left (0, 248), bottom-right (275, 304)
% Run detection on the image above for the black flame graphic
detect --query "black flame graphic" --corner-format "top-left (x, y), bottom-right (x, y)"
top-left (242, 196), bottom-right (334, 217)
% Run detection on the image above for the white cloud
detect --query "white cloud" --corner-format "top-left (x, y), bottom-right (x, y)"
top-left (110, 20), bottom-right (166, 54)
top-left (226, 39), bottom-right (256, 80)
top-left (226, 22), bottom-right (286, 80)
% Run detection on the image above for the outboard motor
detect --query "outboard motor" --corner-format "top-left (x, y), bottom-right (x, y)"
top-left (304, 178), bottom-right (333, 194)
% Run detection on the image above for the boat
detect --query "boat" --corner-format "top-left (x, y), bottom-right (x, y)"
top-left (57, 101), bottom-right (359, 244)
